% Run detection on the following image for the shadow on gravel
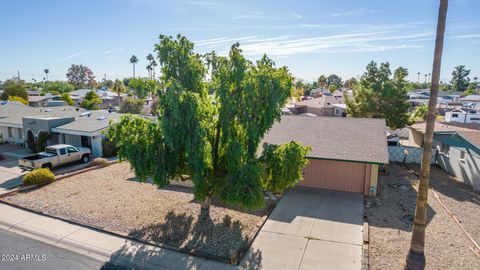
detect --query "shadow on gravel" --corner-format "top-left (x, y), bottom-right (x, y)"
top-left (100, 211), bottom-right (263, 269)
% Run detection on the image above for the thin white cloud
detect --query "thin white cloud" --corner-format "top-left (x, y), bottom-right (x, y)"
top-left (56, 51), bottom-right (89, 62)
top-left (238, 32), bottom-right (431, 56)
top-left (331, 9), bottom-right (382, 17)
top-left (195, 36), bottom-right (258, 46)
top-left (187, 1), bottom-right (235, 9)
top-left (232, 11), bottom-right (302, 21)
top-left (103, 48), bottom-right (123, 54)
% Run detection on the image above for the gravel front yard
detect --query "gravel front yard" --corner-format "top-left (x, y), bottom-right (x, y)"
top-left (366, 164), bottom-right (480, 270)
top-left (2, 162), bottom-right (268, 261)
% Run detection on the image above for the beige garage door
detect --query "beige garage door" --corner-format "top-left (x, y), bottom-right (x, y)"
top-left (297, 159), bottom-right (370, 194)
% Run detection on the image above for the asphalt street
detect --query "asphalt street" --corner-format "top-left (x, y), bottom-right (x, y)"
top-left (0, 229), bottom-right (127, 270)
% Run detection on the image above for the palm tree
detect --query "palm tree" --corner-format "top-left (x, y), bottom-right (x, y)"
top-left (417, 72), bottom-right (421, 83)
top-left (146, 53), bottom-right (157, 79)
top-left (406, 1), bottom-right (448, 269)
top-left (44, 69), bottom-right (49, 81)
top-left (317, 75), bottom-right (327, 90)
top-left (130, 55), bottom-right (138, 78)
top-left (112, 79), bottom-right (126, 98)
top-left (146, 65), bottom-right (152, 79)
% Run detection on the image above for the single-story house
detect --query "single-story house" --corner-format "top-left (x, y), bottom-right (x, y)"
top-left (409, 122), bottom-right (480, 191)
top-left (69, 89), bottom-right (125, 109)
top-left (0, 102), bottom-right (120, 157)
top-left (291, 92), bottom-right (346, 117)
top-left (28, 94), bottom-right (64, 107)
top-left (262, 116), bottom-right (388, 196)
top-left (445, 109), bottom-right (480, 124)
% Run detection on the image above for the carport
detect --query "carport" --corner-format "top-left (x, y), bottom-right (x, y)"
top-left (262, 116), bottom-right (388, 196)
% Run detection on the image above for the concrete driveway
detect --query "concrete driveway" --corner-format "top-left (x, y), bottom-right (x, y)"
top-left (0, 145), bottom-right (25, 194)
top-left (241, 188), bottom-right (364, 270)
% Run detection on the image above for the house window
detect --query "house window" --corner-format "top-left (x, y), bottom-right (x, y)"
top-left (18, 128), bottom-right (23, 139)
top-left (460, 150), bottom-right (466, 162)
top-left (451, 114), bottom-right (458, 118)
top-left (470, 118), bottom-right (480, 121)
top-left (441, 143), bottom-right (450, 156)
top-left (334, 108), bottom-right (341, 115)
top-left (7, 127), bottom-right (13, 138)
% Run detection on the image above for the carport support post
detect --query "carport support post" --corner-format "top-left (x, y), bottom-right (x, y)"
top-left (406, 1), bottom-right (447, 269)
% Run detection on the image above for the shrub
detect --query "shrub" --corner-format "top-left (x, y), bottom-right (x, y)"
top-left (23, 168), bottom-right (55, 185)
top-left (119, 98), bottom-right (144, 114)
top-left (102, 139), bottom-right (117, 157)
top-left (8, 95), bottom-right (28, 105)
top-left (91, 158), bottom-right (110, 167)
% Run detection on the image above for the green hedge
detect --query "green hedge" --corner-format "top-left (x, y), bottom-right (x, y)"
top-left (23, 168), bottom-right (55, 186)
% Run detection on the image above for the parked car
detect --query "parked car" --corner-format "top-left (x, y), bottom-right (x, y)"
top-left (18, 144), bottom-right (91, 170)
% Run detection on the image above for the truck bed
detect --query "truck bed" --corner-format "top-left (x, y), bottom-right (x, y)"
top-left (21, 153), bottom-right (56, 161)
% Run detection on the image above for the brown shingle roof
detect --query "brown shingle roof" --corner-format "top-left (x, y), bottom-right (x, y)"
top-left (262, 116), bottom-right (388, 164)
top-left (459, 131), bottom-right (480, 149)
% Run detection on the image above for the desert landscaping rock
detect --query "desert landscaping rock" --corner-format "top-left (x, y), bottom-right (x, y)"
top-left (366, 164), bottom-right (480, 270)
top-left (2, 162), bottom-right (267, 261)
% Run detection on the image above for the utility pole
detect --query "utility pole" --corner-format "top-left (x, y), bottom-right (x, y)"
top-left (17, 70), bottom-right (21, 81)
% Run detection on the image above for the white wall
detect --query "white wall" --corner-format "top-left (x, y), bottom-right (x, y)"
top-left (0, 126), bottom-right (24, 144)
top-left (445, 111), bottom-right (480, 123)
top-left (436, 142), bottom-right (480, 191)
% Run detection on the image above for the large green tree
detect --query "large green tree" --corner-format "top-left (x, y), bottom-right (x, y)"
top-left (450, 65), bottom-right (470, 92)
top-left (345, 61), bottom-right (411, 129)
top-left (326, 74), bottom-right (342, 88)
top-left (66, 64), bottom-right (96, 89)
top-left (110, 35), bottom-right (310, 217)
top-left (1, 80), bottom-right (28, 100)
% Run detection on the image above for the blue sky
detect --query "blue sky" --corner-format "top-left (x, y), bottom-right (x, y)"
top-left (1, 0), bottom-right (479, 83)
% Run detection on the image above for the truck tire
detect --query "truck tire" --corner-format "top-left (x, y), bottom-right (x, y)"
top-left (41, 163), bottom-right (52, 170)
top-left (81, 155), bottom-right (90, 163)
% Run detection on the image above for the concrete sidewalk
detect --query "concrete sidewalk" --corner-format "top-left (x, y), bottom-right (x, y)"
top-left (0, 202), bottom-right (238, 270)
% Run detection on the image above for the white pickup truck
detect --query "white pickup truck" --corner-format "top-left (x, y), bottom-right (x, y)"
top-left (18, 144), bottom-right (91, 170)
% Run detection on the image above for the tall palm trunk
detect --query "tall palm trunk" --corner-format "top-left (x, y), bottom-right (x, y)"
top-left (406, 1), bottom-right (448, 269)
top-left (133, 64), bottom-right (136, 78)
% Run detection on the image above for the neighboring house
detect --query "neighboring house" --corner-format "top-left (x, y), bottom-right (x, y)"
top-left (409, 122), bottom-right (480, 191)
top-left (28, 93), bottom-right (64, 107)
top-left (262, 116), bottom-right (388, 196)
top-left (445, 109), bottom-right (480, 123)
top-left (0, 102), bottom-right (120, 157)
top-left (291, 92), bottom-right (346, 116)
top-left (458, 95), bottom-right (480, 103)
top-left (69, 89), bottom-right (125, 109)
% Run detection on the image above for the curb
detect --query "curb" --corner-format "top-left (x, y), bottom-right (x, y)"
top-left (0, 204), bottom-right (174, 270)
top-left (362, 219), bottom-right (369, 270)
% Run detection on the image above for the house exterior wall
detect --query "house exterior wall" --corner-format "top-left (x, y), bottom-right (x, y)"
top-left (408, 129), bottom-right (424, 147)
top-left (435, 140), bottom-right (480, 191)
top-left (298, 159), bottom-right (368, 193)
top-left (305, 107), bottom-right (338, 116)
top-left (91, 136), bottom-right (103, 158)
top-left (0, 126), bottom-right (24, 144)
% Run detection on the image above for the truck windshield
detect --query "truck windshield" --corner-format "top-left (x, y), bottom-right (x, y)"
top-left (45, 148), bottom-right (57, 156)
